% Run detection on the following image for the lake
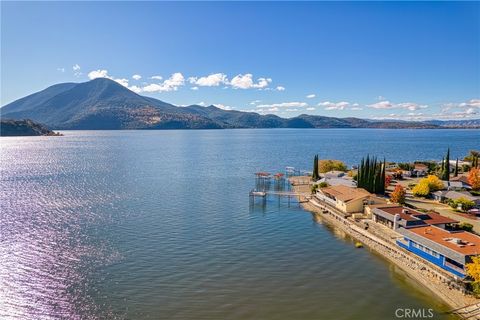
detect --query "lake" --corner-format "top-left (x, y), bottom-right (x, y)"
top-left (1, 129), bottom-right (478, 319)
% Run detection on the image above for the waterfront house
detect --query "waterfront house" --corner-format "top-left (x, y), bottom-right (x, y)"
top-left (397, 226), bottom-right (480, 278)
top-left (323, 170), bottom-right (346, 178)
top-left (442, 180), bottom-right (472, 191)
top-left (414, 163), bottom-right (429, 176)
top-left (432, 190), bottom-right (480, 206)
top-left (315, 171), bottom-right (357, 188)
top-left (315, 185), bottom-right (386, 216)
top-left (450, 175), bottom-right (473, 188)
top-left (367, 204), bottom-right (458, 230)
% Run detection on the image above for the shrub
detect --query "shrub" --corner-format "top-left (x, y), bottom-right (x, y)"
top-left (425, 175), bottom-right (444, 192)
top-left (458, 222), bottom-right (474, 232)
top-left (318, 182), bottom-right (329, 188)
top-left (449, 197), bottom-right (476, 212)
top-left (412, 181), bottom-right (430, 197)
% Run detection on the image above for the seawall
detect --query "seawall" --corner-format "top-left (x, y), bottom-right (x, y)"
top-left (290, 182), bottom-right (480, 317)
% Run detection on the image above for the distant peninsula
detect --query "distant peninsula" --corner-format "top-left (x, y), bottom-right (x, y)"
top-left (0, 119), bottom-right (61, 137)
top-left (1, 78), bottom-right (478, 130)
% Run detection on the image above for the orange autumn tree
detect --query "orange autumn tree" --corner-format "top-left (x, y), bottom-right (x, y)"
top-left (390, 185), bottom-right (406, 204)
top-left (468, 168), bottom-right (480, 190)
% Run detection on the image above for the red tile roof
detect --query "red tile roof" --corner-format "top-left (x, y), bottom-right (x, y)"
top-left (374, 205), bottom-right (458, 225)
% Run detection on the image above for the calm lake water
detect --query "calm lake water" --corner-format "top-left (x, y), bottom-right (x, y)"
top-left (1, 129), bottom-right (478, 320)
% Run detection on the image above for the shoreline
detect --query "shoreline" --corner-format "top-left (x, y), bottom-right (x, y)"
top-left (289, 179), bottom-right (480, 317)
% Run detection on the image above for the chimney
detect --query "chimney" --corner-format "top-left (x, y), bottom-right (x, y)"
top-left (393, 214), bottom-right (401, 230)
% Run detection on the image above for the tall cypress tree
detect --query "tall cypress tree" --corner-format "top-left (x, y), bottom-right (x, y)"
top-left (357, 155), bottom-right (386, 194)
top-left (312, 154), bottom-right (320, 180)
top-left (454, 158), bottom-right (459, 177)
top-left (443, 148), bottom-right (450, 181)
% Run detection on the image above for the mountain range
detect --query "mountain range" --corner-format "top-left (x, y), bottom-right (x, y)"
top-left (1, 78), bottom-right (478, 130)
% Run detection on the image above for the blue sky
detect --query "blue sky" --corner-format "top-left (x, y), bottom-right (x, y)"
top-left (1, 1), bottom-right (479, 120)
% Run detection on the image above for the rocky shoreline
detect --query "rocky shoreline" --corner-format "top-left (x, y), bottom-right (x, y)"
top-left (290, 180), bottom-right (480, 317)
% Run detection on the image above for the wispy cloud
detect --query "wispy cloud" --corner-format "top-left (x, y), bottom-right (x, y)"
top-left (73, 64), bottom-right (81, 77)
top-left (132, 74), bottom-right (142, 80)
top-left (368, 100), bottom-right (428, 111)
top-left (318, 101), bottom-right (363, 111)
top-left (306, 94), bottom-right (316, 99)
top-left (257, 102), bottom-right (308, 108)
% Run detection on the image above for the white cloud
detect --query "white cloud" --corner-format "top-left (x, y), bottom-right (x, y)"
top-left (151, 75), bottom-right (163, 80)
top-left (129, 86), bottom-right (142, 94)
top-left (306, 107), bottom-right (316, 111)
top-left (319, 101), bottom-right (350, 110)
top-left (306, 94), bottom-right (316, 99)
top-left (230, 74), bottom-right (272, 89)
top-left (142, 72), bottom-right (185, 92)
top-left (214, 103), bottom-right (234, 110)
top-left (445, 99), bottom-right (480, 108)
top-left (197, 101), bottom-right (206, 106)
top-left (87, 69), bottom-right (131, 89)
top-left (257, 107), bottom-right (280, 114)
top-left (373, 106), bottom-right (479, 121)
top-left (396, 103), bottom-right (428, 111)
top-left (189, 73), bottom-right (228, 87)
top-left (57, 67), bottom-right (65, 73)
top-left (88, 69), bottom-right (109, 79)
top-left (286, 108), bottom-right (299, 112)
top-left (191, 86), bottom-right (199, 91)
top-left (88, 69), bottom-right (131, 91)
top-left (376, 96), bottom-right (386, 101)
top-left (276, 86), bottom-right (285, 91)
top-left (114, 78), bottom-right (129, 87)
top-left (368, 101), bottom-right (393, 109)
top-left (250, 100), bottom-right (261, 105)
top-left (73, 64), bottom-right (81, 71)
top-left (368, 100), bottom-right (428, 111)
top-left (257, 102), bottom-right (308, 108)
top-left (132, 74), bottom-right (142, 80)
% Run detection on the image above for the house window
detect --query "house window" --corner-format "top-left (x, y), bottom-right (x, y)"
top-left (411, 241), bottom-right (440, 258)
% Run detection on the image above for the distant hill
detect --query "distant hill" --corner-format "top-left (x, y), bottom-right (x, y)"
top-left (1, 78), bottom-right (475, 130)
top-left (0, 119), bottom-right (61, 136)
top-left (424, 119), bottom-right (480, 128)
